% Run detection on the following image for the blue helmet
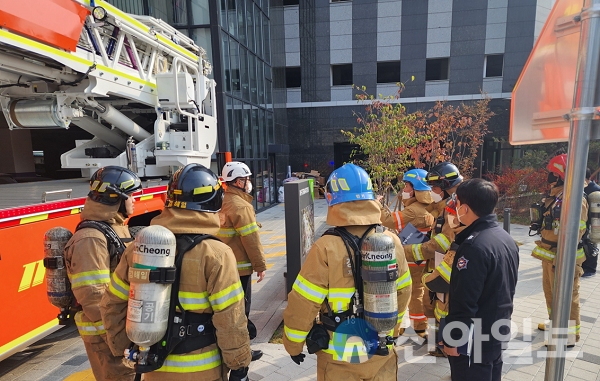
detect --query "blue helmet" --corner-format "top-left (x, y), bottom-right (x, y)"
top-left (403, 169), bottom-right (431, 191)
top-left (325, 163), bottom-right (375, 206)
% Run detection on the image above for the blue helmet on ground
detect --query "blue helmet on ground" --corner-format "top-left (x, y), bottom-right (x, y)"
top-left (403, 169), bottom-right (431, 191)
top-left (325, 163), bottom-right (375, 206)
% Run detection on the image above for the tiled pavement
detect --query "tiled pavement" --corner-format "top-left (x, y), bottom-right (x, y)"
top-left (1, 199), bottom-right (600, 380)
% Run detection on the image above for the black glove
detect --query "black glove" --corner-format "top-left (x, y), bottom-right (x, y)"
top-left (291, 353), bottom-right (306, 365)
top-left (229, 367), bottom-right (248, 381)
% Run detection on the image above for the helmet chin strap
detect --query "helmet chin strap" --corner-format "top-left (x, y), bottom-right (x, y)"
top-left (107, 185), bottom-right (130, 201)
top-left (231, 178), bottom-right (249, 192)
top-left (118, 199), bottom-right (129, 218)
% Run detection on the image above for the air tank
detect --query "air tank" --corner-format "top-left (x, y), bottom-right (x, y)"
top-left (126, 225), bottom-right (176, 347)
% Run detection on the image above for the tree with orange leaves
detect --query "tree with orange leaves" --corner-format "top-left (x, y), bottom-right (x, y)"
top-left (410, 99), bottom-right (493, 177)
top-left (342, 85), bottom-right (421, 199)
top-left (342, 85), bottom-right (493, 203)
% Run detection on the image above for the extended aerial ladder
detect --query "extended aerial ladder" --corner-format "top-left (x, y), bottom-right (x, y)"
top-left (0, 0), bottom-right (218, 178)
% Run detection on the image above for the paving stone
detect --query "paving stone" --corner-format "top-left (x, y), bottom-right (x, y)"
top-left (568, 366), bottom-right (599, 380)
top-left (573, 357), bottom-right (600, 373)
top-left (510, 363), bottom-right (543, 376)
top-left (248, 360), bottom-right (280, 379)
top-left (503, 370), bottom-right (536, 381)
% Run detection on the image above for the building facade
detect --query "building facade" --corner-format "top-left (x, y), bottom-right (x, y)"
top-left (271, 0), bottom-right (554, 176)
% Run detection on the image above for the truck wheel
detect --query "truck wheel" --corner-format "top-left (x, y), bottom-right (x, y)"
top-left (128, 226), bottom-right (146, 238)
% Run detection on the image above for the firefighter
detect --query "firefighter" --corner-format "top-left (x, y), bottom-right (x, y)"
top-left (282, 163), bottom-right (412, 380)
top-left (533, 154), bottom-right (588, 347)
top-left (218, 161), bottom-right (267, 361)
top-left (582, 167), bottom-right (600, 277)
top-left (422, 192), bottom-right (467, 356)
top-left (63, 166), bottom-right (141, 381)
top-left (100, 164), bottom-right (252, 380)
top-left (380, 169), bottom-right (435, 339)
top-left (403, 162), bottom-right (463, 355)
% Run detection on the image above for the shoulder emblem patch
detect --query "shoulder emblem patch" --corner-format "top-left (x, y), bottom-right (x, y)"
top-left (456, 256), bottom-right (469, 271)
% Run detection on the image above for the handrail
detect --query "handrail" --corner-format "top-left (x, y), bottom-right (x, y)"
top-left (42, 189), bottom-right (73, 203)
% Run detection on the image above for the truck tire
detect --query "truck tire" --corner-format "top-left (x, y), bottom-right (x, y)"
top-left (128, 226), bottom-right (146, 238)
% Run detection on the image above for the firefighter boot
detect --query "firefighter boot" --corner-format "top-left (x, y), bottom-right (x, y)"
top-left (428, 347), bottom-right (447, 357)
top-left (251, 349), bottom-right (263, 361)
top-left (414, 330), bottom-right (428, 343)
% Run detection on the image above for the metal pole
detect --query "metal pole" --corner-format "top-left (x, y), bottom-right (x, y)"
top-left (545, 1), bottom-right (600, 379)
top-left (503, 208), bottom-right (511, 234)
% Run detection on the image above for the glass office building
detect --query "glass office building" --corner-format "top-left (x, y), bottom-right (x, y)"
top-left (107, 0), bottom-right (286, 210)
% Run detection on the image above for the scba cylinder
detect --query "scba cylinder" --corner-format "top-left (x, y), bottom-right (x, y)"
top-left (126, 225), bottom-right (176, 347)
top-left (589, 191), bottom-right (600, 244)
top-left (361, 232), bottom-right (398, 334)
top-left (43, 227), bottom-right (74, 309)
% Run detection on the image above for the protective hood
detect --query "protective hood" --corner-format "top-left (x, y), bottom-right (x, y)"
top-left (429, 196), bottom-right (447, 218)
top-left (326, 199), bottom-right (382, 227)
top-left (151, 206), bottom-right (221, 235)
top-left (403, 197), bottom-right (417, 207)
top-left (415, 190), bottom-right (433, 204)
top-left (550, 184), bottom-right (564, 197)
top-left (80, 197), bottom-right (125, 225)
top-left (225, 184), bottom-right (253, 203)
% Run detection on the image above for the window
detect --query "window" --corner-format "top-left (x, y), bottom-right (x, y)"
top-left (377, 61), bottom-right (401, 84)
top-left (285, 67), bottom-right (301, 88)
top-left (485, 54), bottom-right (504, 78)
top-left (283, 0), bottom-right (299, 5)
top-left (426, 58), bottom-right (449, 81)
top-left (190, 29), bottom-right (213, 69)
top-left (331, 0), bottom-right (351, 2)
top-left (191, 0), bottom-right (210, 25)
top-left (332, 64), bottom-right (353, 86)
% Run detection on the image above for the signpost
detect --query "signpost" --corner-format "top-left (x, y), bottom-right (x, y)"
top-left (511, 0), bottom-right (600, 379)
top-left (510, 0), bottom-right (583, 145)
top-left (284, 179), bottom-right (315, 295)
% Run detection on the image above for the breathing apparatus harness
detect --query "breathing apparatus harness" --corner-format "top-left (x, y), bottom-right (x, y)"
top-left (305, 224), bottom-right (394, 356)
top-left (128, 234), bottom-right (220, 376)
top-left (530, 190), bottom-right (594, 263)
top-left (529, 192), bottom-right (563, 238)
top-left (43, 221), bottom-right (128, 271)
top-left (82, 220), bottom-right (129, 259)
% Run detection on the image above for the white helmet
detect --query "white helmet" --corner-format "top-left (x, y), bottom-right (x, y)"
top-left (222, 161), bottom-right (252, 182)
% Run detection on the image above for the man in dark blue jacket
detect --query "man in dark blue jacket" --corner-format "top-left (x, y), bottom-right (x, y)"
top-left (583, 168), bottom-right (600, 277)
top-left (442, 179), bottom-right (519, 381)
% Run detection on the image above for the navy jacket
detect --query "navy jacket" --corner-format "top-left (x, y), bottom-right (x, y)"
top-left (444, 214), bottom-right (519, 362)
top-left (585, 180), bottom-right (600, 195)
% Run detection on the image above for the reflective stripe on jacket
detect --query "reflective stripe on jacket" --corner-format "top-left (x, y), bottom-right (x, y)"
top-left (423, 250), bottom-right (457, 323)
top-left (218, 186), bottom-right (266, 276)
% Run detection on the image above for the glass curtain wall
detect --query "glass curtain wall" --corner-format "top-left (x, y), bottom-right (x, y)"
top-left (220, 0), bottom-right (275, 210)
top-left (106, 0), bottom-right (276, 210)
